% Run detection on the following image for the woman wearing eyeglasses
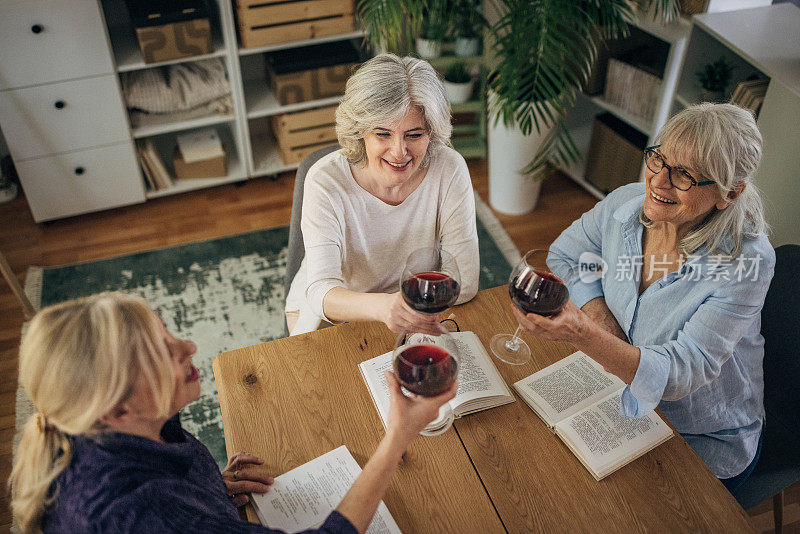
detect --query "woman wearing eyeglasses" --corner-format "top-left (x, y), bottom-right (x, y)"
top-left (513, 103), bottom-right (774, 492)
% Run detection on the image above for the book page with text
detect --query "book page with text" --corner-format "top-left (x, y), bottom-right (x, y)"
top-left (359, 352), bottom-right (394, 427)
top-left (449, 332), bottom-right (514, 415)
top-left (514, 351), bottom-right (623, 426)
top-left (555, 393), bottom-right (673, 479)
top-left (251, 445), bottom-right (401, 534)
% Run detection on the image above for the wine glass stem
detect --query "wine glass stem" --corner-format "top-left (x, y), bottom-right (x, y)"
top-left (506, 326), bottom-right (523, 351)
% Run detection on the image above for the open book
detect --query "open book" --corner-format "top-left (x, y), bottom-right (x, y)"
top-left (514, 351), bottom-right (673, 480)
top-left (359, 331), bottom-right (514, 427)
top-left (251, 445), bottom-right (401, 534)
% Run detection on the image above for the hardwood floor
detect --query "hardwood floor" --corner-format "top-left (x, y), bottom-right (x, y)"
top-left (0, 161), bottom-right (795, 532)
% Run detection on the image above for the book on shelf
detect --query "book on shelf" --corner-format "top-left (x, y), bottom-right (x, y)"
top-left (514, 351), bottom-right (673, 481)
top-left (359, 331), bottom-right (515, 427)
top-left (251, 445), bottom-right (401, 534)
top-left (136, 139), bottom-right (173, 191)
top-left (604, 52), bottom-right (663, 122)
top-left (729, 78), bottom-right (769, 117)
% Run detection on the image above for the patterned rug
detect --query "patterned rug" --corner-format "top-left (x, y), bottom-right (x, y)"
top-left (19, 194), bottom-right (520, 468)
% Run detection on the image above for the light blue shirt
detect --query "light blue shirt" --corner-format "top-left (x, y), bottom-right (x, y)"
top-left (548, 183), bottom-right (775, 478)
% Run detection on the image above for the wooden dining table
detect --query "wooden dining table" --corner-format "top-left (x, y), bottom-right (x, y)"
top-left (213, 285), bottom-right (754, 533)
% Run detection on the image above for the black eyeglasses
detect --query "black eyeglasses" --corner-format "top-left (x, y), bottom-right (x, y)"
top-left (643, 145), bottom-right (716, 191)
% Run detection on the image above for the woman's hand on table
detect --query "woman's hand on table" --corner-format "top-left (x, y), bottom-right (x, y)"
top-left (221, 452), bottom-right (275, 507)
top-left (380, 292), bottom-right (442, 335)
top-left (511, 300), bottom-right (594, 346)
top-left (384, 370), bottom-right (458, 447)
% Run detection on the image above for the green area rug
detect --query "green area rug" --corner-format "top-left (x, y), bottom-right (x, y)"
top-left (21, 194), bottom-right (519, 468)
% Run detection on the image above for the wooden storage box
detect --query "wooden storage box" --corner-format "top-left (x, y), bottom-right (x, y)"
top-left (271, 105), bottom-right (338, 165)
top-left (173, 146), bottom-right (227, 179)
top-left (236, 0), bottom-right (355, 49)
top-left (584, 113), bottom-right (647, 194)
top-left (265, 41), bottom-right (362, 105)
top-left (126, 1), bottom-right (212, 63)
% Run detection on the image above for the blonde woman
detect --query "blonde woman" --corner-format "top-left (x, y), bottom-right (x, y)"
top-left (9, 292), bottom-right (455, 533)
top-left (284, 53), bottom-right (480, 335)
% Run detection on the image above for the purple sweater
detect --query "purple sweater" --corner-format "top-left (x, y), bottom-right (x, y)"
top-left (42, 416), bottom-right (357, 534)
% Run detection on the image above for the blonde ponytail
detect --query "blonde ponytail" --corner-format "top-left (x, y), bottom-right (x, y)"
top-left (8, 292), bottom-right (175, 533)
top-left (9, 415), bottom-right (72, 533)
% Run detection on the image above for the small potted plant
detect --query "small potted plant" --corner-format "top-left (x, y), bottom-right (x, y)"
top-left (696, 56), bottom-right (735, 102)
top-left (453, 0), bottom-right (485, 57)
top-left (415, 0), bottom-right (449, 58)
top-left (442, 62), bottom-right (474, 103)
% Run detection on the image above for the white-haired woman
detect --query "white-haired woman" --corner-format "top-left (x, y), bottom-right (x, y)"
top-left (513, 103), bottom-right (775, 492)
top-left (9, 292), bottom-right (455, 533)
top-left (285, 53), bottom-right (479, 336)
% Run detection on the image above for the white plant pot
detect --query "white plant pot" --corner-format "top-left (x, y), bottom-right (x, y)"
top-left (487, 100), bottom-right (554, 215)
top-left (454, 37), bottom-right (480, 57)
top-left (415, 37), bottom-right (442, 59)
top-left (443, 79), bottom-right (474, 104)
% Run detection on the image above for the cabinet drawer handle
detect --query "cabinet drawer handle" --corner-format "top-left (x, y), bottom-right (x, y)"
top-left (74, 167), bottom-right (85, 176)
top-left (54, 100), bottom-right (65, 110)
top-left (31, 24), bottom-right (44, 34)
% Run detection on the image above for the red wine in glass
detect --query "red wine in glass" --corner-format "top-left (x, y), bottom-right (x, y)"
top-left (394, 343), bottom-right (458, 397)
top-left (509, 270), bottom-right (569, 317)
top-left (491, 249), bottom-right (570, 365)
top-left (393, 325), bottom-right (461, 436)
top-left (401, 272), bottom-right (460, 315)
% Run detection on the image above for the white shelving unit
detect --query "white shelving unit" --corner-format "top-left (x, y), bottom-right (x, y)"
top-left (561, 13), bottom-right (690, 200)
top-left (131, 113), bottom-right (235, 139)
top-left (674, 4), bottom-right (800, 247)
top-left (95, 0), bottom-right (366, 202)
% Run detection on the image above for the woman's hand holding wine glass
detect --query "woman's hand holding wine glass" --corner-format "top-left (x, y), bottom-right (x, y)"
top-left (510, 300), bottom-right (592, 346)
top-left (381, 245), bottom-right (462, 334)
top-left (392, 322), bottom-right (461, 436)
top-left (384, 369), bottom-right (458, 446)
top-left (490, 250), bottom-right (570, 365)
top-left (380, 292), bottom-right (442, 335)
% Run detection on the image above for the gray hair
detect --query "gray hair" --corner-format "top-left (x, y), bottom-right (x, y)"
top-left (641, 103), bottom-right (768, 257)
top-left (335, 53), bottom-right (452, 167)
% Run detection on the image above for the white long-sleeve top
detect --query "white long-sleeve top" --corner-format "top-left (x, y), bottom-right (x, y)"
top-left (285, 147), bottom-right (479, 335)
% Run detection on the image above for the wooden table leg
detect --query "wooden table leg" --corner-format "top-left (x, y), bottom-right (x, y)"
top-left (0, 249), bottom-right (36, 319)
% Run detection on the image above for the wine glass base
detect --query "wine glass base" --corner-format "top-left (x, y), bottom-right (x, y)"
top-left (489, 333), bottom-right (531, 365)
top-left (420, 404), bottom-right (454, 436)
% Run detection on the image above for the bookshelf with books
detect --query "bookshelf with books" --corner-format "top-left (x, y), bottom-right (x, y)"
top-left (562, 14), bottom-right (690, 200)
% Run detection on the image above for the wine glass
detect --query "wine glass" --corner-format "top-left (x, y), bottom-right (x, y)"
top-left (490, 249), bottom-right (570, 365)
top-left (393, 322), bottom-right (460, 436)
top-left (400, 246), bottom-right (461, 315)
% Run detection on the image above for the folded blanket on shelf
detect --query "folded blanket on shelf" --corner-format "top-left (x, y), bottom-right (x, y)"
top-left (122, 58), bottom-right (231, 116)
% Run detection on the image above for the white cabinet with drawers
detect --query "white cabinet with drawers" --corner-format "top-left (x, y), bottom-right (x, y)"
top-left (0, 0), bottom-right (366, 220)
top-left (0, 0), bottom-right (144, 222)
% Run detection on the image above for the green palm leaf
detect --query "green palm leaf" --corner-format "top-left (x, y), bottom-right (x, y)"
top-left (488, 0), bottom-right (635, 179)
top-left (356, 0), bottom-right (426, 53)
